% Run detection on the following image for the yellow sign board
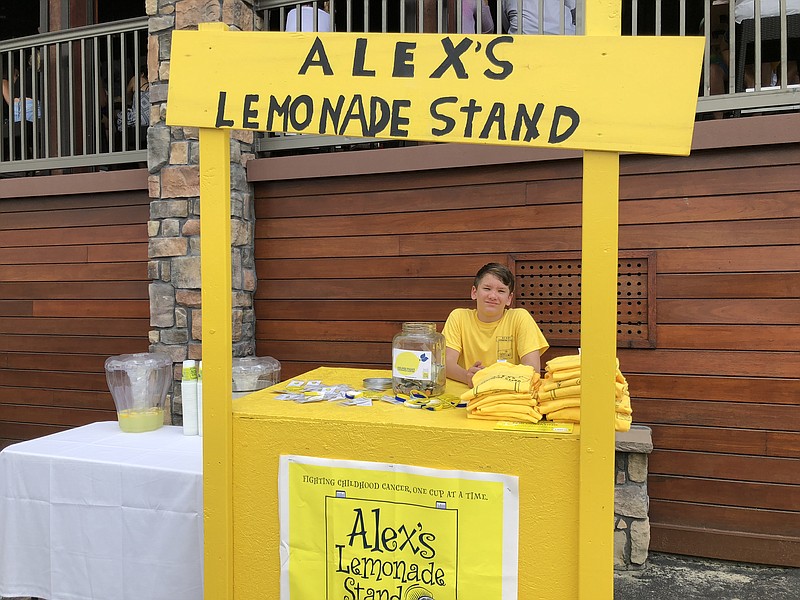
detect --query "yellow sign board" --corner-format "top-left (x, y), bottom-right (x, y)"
top-left (279, 455), bottom-right (519, 600)
top-left (168, 31), bottom-right (704, 155)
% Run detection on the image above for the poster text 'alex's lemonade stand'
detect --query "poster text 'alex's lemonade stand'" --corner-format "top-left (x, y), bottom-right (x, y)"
top-left (166, 8), bottom-right (702, 599)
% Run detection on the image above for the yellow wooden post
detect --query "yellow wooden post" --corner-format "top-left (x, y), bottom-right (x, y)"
top-left (579, 2), bottom-right (621, 599)
top-left (198, 20), bottom-right (234, 600)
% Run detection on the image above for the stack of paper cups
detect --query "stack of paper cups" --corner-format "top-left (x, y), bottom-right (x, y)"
top-left (181, 360), bottom-right (199, 436)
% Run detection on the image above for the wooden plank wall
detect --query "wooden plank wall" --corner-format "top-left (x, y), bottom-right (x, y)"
top-left (252, 142), bottom-right (799, 567)
top-left (0, 186), bottom-right (151, 449)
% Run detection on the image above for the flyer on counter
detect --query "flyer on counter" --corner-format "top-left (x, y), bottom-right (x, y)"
top-left (279, 455), bottom-right (519, 600)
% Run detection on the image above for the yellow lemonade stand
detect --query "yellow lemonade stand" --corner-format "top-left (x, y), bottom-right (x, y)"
top-left (166, 4), bottom-right (703, 598)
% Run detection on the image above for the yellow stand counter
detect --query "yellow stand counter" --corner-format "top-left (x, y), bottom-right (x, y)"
top-left (233, 367), bottom-right (580, 600)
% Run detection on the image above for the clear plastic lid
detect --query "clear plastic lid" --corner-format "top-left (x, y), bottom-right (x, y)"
top-left (104, 352), bottom-right (172, 372)
top-left (231, 356), bottom-right (281, 391)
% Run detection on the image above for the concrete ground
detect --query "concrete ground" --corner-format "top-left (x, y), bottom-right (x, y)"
top-left (615, 552), bottom-right (800, 600)
top-left (4, 553), bottom-right (798, 600)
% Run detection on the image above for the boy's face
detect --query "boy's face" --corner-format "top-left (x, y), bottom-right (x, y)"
top-left (471, 273), bottom-right (513, 322)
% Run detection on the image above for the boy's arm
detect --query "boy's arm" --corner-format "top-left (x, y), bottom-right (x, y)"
top-left (514, 310), bottom-right (549, 368)
top-left (446, 347), bottom-right (482, 388)
top-left (519, 350), bottom-right (541, 374)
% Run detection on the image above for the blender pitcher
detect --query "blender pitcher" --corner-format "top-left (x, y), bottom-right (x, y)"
top-left (104, 352), bottom-right (172, 432)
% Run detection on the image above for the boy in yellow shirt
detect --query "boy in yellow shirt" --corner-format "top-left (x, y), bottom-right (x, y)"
top-left (443, 263), bottom-right (549, 386)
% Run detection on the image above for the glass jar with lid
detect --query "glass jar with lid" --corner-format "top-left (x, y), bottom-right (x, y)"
top-left (392, 322), bottom-right (446, 397)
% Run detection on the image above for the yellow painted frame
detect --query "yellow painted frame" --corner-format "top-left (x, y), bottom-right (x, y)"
top-left (168, 6), bottom-right (703, 598)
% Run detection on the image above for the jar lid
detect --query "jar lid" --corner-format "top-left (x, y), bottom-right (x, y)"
top-left (232, 356), bottom-right (280, 375)
top-left (363, 377), bottom-right (392, 391)
top-left (104, 352), bottom-right (171, 372)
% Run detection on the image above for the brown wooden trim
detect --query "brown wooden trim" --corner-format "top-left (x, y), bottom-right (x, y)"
top-left (656, 325), bottom-right (799, 351)
top-left (692, 113), bottom-right (800, 151)
top-left (628, 374), bottom-right (800, 405)
top-left (255, 255), bottom-right (511, 280)
top-left (0, 317), bottom-right (149, 336)
top-left (648, 449), bottom-right (799, 485)
top-left (639, 403), bottom-right (799, 434)
top-left (0, 169), bottom-right (148, 199)
top-left (0, 387), bottom-right (110, 409)
top-left (248, 143), bottom-right (582, 183)
top-left (0, 282), bottom-right (148, 300)
top-left (649, 475), bottom-right (799, 512)
top-left (618, 348), bottom-right (798, 378)
top-left (0, 205), bottom-right (149, 231)
top-left (658, 273), bottom-right (800, 298)
top-left (247, 114), bottom-right (800, 184)
top-left (657, 246), bottom-right (800, 273)
top-left (650, 523), bottom-right (800, 568)
top-left (0, 334), bottom-right (147, 354)
top-left (650, 499), bottom-right (799, 538)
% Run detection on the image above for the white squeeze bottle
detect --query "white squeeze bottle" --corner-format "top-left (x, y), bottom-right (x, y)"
top-left (181, 360), bottom-right (198, 436)
top-left (197, 360), bottom-right (203, 436)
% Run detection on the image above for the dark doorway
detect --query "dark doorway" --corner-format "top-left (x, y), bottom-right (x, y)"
top-left (0, 2), bottom-right (40, 40)
top-left (97, 0), bottom-right (145, 24)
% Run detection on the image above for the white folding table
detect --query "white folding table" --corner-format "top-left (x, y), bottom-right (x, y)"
top-left (0, 421), bottom-right (203, 600)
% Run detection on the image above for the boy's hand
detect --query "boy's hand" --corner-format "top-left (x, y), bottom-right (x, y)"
top-left (466, 361), bottom-right (484, 387)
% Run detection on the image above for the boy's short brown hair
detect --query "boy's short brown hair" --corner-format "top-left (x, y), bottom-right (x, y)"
top-left (473, 263), bottom-right (515, 294)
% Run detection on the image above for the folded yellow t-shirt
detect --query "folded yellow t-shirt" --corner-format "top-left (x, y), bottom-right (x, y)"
top-left (473, 403), bottom-right (540, 417)
top-left (545, 406), bottom-right (633, 431)
top-left (538, 397), bottom-right (582, 414)
top-left (545, 354), bottom-right (581, 371)
top-left (461, 363), bottom-right (539, 400)
top-left (540, 376), bottom-right (580, 393)
top-left (542, 385), bottom-right (582, 401)
top-left (468, 411), bottom-right (541, 423)
top-left (551, 367), bottom-right (582, 382)
top-left (469, 394), bottom-right (536, 411)
top-left (546, 407), bottom-right (581, 422)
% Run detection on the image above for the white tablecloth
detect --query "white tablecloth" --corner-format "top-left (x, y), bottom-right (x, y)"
top-left (0, 421), bottom-right (203, 600)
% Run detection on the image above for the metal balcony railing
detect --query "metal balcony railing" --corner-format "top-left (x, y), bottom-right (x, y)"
top-left (0, 17), bottom-right (148, 174)
top-left (0, 4), bottom-right (797, 171)
top-left (254, 0), bottom-right (800, 155)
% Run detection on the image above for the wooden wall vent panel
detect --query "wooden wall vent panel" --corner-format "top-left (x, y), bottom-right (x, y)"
top-left (511, 251), bottom-right (657, 348)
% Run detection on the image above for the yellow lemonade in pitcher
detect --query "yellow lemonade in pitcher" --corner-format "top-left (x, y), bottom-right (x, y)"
top-left (117, 408), bottom-right (164, 433)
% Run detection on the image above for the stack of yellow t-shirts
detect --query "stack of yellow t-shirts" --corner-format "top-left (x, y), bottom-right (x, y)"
top-left (460, 362), bottom-right (542, 423)
top-left (536, 354), bottom-right (633, 432)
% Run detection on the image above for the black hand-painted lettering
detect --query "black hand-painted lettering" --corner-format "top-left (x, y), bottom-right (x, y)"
top-left (367, 96), bottom-right (390, 136)
top-left (339, 94), bottom-right (368, 136)
top-left (266, 95), bottom-right (291, 131)
top-left (392, 42), bottom-right (416, 77)
top-left (390, 99), bottom-right (411, 137)
top-left (430, 37), bottom-right (472, 79)
top-left (548, 105), bottom-right (580, 144)
top-left (353, 38), bottom-right (376, 77)
top-left (298, 37), bottom-right (334, 75)
top-left (320, 96), bottom-right (345, 134)
top-left (512, 103), bottom-right (544, 142)
top-left (430, 97), bottom-right (457, 136)
top-left (484, 36), bottom-right (514, 80)
top-left (459, 98), bottom-right (483, 137)
top-left (215, 91), bottom-right (234, 128)
top-left (289, 95), bottom-right (314, 130)
top-left (479, 102), bottom-right (506, 140)
top-left (242, 94), bottom-right (259, 129)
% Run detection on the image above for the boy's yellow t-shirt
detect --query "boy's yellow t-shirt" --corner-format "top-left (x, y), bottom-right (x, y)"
top-left (442, 308), bottom-right (549, 369)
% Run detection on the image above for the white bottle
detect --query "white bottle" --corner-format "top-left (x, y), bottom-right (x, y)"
top-left (181, 360), bottom-right (198, 436)
top-left (197, 360), bottom-right (203, 437)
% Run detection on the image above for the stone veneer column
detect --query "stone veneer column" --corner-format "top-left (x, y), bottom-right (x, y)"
top-left (145, 0), bottom-right (261, 424)
top-left (614, 426), bottom-right (654, 570)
